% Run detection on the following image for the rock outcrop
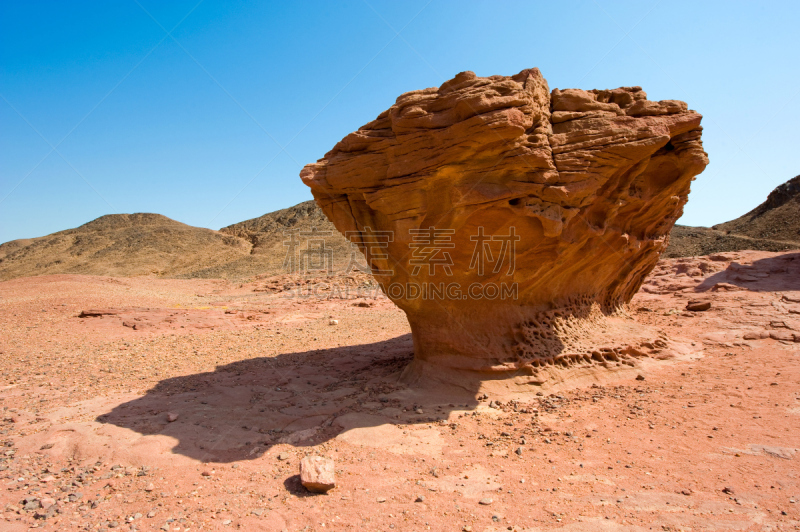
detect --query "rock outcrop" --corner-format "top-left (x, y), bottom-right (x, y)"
top-left (301, 68), bottom-right (708, 385)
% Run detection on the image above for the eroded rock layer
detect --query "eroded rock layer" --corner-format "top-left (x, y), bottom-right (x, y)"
top-left (301, 68), bottom-right (708, 380)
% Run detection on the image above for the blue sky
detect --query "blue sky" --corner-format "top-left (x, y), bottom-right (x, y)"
top-left (1, 0), bottom-right (799, 243)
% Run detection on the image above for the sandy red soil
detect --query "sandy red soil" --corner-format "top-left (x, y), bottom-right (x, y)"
top-left (1, 251), bottom-right (799, 531)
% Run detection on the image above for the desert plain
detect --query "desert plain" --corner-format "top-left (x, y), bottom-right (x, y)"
top-left (0, 250), bottom-right (798, 532)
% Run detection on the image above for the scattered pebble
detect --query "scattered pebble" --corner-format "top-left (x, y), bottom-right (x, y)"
top-left (686, 300), bottom-right (712, 312)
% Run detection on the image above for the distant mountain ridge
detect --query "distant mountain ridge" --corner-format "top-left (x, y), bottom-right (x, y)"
top-left (219, 200), bottom-right (341, 255)
top-left (0, 203), bottom-right (349, 281)
top-left (664, 174), bottom-right (800, 258)
top-left (1, 175), bottom-right (798, 281)
top-left (0, 212), bottom-right (250, 280)
top-left (712, 174), bottom-right (800, 241)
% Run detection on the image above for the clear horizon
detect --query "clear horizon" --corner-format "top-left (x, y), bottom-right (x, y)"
top-left (2, 0), bottom-right (799, 244)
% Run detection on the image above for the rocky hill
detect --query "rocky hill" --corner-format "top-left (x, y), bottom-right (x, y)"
top-left (0, 206), bottom-right (350, 281)
top-left (664, 224), bottom-right (798, 258)
top-left (0, 213), bottom-right (251, 280)
top-left (218, 200), bottom-right (349, 274)
top-left (665, 174), bottom-right (800, 257)
top-left (713, 174), bottom-right (800, 241)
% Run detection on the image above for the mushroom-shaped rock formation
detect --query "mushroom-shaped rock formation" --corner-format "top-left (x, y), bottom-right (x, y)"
top-left (301, 68), bottom-right (708, 388)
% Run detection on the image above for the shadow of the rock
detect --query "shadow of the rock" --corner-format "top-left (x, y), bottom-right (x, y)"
top-left (96, 334), bottom-right (478, 463)
top-left (695, 252), bottom-right (800, 292)
top-left (283, 475), bottom-right (316, 498)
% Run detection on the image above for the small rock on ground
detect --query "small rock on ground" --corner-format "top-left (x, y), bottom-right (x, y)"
top-left (300, 455), bottom-right (336, 493)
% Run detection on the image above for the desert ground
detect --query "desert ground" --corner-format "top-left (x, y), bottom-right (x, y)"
top-left (1, 250), bottom-right (799, 532)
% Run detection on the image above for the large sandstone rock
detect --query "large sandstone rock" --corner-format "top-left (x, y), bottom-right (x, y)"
top-left (301, 68), bottom-right (708, 386)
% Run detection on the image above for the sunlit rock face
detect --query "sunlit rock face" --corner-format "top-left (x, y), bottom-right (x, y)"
top-left (301, 68), bottom-right (708, 386)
